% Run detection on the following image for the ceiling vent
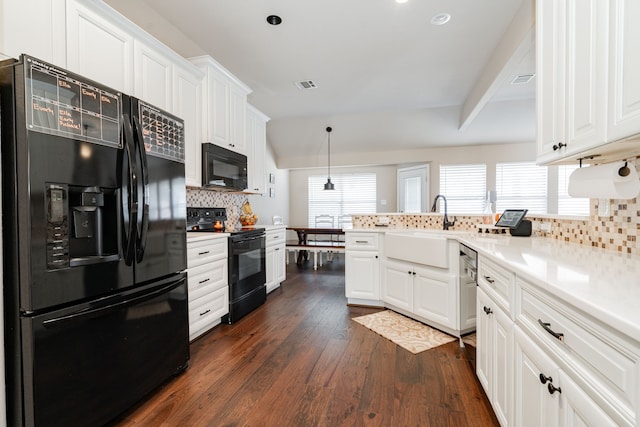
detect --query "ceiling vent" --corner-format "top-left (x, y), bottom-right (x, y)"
top-left (511, 73), bottom-right (535, 84)
top-left (295, 80), bottom-right (318, 90)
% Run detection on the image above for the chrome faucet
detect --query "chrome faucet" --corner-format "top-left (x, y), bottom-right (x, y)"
top-left (430, 194), bottom-right (456, 230)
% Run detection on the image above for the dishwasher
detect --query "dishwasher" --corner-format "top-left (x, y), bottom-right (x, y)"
top-left (459, 244), bottom-right (478, 370)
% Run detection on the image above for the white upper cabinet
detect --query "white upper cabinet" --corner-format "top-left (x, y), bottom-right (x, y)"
top-left (190, 56), bottom-right (251, 155)
top-left (173, 63), bottom-right (204, 188)
top-left (0, 0), bottom-right (66, 66)
top-left (245, 104), bottom-right (269, 194)
top-left (607, 0), bottom-right (640, 142)
top-left (536, 0), bottom-right (607, 164)
top-left (66, 0), bottom-right (134, 94)
top-left (537, 0), bottom-right (640, 165)
top-left (133, 40), bottom-right (173, 111)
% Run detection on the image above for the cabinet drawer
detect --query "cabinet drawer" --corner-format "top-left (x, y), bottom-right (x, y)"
top-left (189, 286), bottom-right (229, 340)
top-left (478, 256), bottom-right (514, 315)
top-left (266, 229), bottom-right (286, 247)
top-left (518, 280), bottom-right (638, 423)
top-left (188, 258), bottom-right (227, 301)
top-left (346, 233), bottom-right (379, 251)
top-left (187, 237), bottom-right (227, 268)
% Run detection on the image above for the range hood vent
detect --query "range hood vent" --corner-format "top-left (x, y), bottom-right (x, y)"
top-left (511, 73), bottom-right (535, 84)
top-left (295, 80), bottom-right (318, 89)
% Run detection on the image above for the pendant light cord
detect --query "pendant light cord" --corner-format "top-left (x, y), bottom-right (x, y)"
top-left (327, 129), bottom-right (331, 179)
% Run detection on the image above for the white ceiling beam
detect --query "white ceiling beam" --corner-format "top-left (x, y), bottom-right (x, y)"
top-left (459, 0), bottom-right (535, 131)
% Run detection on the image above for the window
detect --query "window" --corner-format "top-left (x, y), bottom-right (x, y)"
top-left (308, 173), bottom-right (376, 226)
top-left (496, 162), bottom-right (548, 214)
top-left (439, 164), bottom-right (486, 214)
top-left (558, 164), bottom-right (590, 216)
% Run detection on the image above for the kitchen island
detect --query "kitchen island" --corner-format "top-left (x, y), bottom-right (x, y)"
top-left (346, 228), bottom-right (640, 426)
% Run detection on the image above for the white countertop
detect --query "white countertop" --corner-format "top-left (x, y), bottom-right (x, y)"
top-left (346, 228), bottom-right (640, 342)
top-left (459, 234), bottom-right (640, 343)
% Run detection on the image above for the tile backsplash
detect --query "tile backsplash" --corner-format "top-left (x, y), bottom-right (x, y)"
top-left (353, 209), bottom-right (639, 255)
top-left (353, 165), bottom-right (640, 257)
top-left (186, 187), bottom-right (248, 228)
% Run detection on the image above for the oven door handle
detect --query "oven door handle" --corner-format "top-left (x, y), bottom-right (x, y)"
top-left (232, 235), bottom-right (264, 243)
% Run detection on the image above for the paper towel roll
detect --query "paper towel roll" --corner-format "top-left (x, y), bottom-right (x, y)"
top-left (568, 161), bottom-right (640, 199)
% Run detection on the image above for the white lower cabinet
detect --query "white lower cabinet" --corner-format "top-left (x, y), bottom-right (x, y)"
top-left (382, 257), bottom-right (461, 334)
top-left (477, 253), bottom-right (638, 427)
top-left (477, 286), bottom-right (514, 427)
top-left (186, 236), bottom-right (228, 341)
top-left (345, 232), bottom-right (382, 305)
top-left (413, 265), bottom-right (457, 330)
top-left (345, 251), bottom-right (380, 301)
top-left (381, 258), bottom-right (414, 312)
top-left (265, 227), bottom-right (286, 293)
top-left (514, 328), bottom-right (620, 427)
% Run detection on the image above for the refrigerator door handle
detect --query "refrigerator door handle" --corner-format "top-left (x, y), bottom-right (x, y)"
top-left (41, 278), bottom-right (184, 328)
top-left (132, 115), bottom-right (149, 263)
top-left (122, 115), bottom-right (138, 266)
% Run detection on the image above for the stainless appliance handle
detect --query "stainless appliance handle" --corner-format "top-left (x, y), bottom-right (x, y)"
top-left (122, 114), bottom-right (138, 266)
top-left (42, 279), bottom-right (184, 327)
top-left (133, 114), bottom-right (150, 263)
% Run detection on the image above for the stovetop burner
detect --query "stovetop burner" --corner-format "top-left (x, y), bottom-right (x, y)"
top-left (186, 207), bottom-right (265, 235)
top-left (186, 207), bottom-right (227, 232)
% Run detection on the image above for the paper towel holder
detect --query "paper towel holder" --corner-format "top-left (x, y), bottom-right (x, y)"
top-left (578, 154), bottom-right (600, 167)
top-left (619, 161), bottom-right (630, 177)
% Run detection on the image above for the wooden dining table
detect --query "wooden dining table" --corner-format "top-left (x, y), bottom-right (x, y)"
top-left (286, 227), bottom-right (345, 264)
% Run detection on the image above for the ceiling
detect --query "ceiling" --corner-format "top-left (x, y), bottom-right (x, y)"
top-left (104, 0), bottom-right (537, 168)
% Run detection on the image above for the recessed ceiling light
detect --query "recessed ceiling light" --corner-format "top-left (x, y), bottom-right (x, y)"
top-left (266, 15), bottom-right (282, 25)
top-left (395, 0), bottom-right (409, 4)
top-left (431, 13), bottom-right (451, 26)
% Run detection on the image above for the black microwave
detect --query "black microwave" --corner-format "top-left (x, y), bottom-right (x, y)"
top-left (201, 143), bottom-right (248, 191)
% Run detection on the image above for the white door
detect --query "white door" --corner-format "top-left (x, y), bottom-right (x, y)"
top-left (397, 165), bottom-right (429, 213)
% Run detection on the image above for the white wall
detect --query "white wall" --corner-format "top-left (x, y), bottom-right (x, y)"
top-left (248, 142), bottom-right (290, 226)
top-left (288, 141), bottom-right (537, 227)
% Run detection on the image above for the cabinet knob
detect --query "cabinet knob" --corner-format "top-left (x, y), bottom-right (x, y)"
top-left (547, 383), bottom-right (562, 395)
top-left (552, 142), bottom-right (567, 151)
top-left (539, 373), bottom-right (553, 385)
top-left (483, 306), bottom-right (493, 315)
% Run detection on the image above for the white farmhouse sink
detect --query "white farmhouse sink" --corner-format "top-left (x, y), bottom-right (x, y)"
top-left (384, 232), bottom-right (449, 268)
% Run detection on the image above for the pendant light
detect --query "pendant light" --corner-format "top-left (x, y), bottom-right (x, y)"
top-left (324, 126), bottom-right (335, 190)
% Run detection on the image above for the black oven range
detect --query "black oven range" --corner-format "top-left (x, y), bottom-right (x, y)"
top-left (187, 207), bottom-right (267, 324)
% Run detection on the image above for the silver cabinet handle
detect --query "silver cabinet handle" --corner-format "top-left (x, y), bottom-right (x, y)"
top-left (483, 275), bottom-right (495, 284)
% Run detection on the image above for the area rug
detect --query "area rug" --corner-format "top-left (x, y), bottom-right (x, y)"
top-left (352, 310), bottom-right (456, 354)
top-left (462, 333), bottom-right (476, 348)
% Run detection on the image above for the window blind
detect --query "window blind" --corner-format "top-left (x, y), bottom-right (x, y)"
top-left (308, 173), bottom-right (376, 227)
top-left (558, 164), bottom-right (590, 216)
top-left (496, 162), bottom-right (548, 214)
top-left (439, 164), bottom-right (486, 214)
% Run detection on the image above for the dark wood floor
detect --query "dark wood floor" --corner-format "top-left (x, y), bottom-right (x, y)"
top-left (112, 256), bottom-right (499, 427)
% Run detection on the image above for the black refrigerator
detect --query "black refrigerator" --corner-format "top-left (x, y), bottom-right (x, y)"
top-left (0, 55), bottom-right (189, 427)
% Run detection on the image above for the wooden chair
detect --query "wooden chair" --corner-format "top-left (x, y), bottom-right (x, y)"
top-left (314, 215), bottom-right (336, 262)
